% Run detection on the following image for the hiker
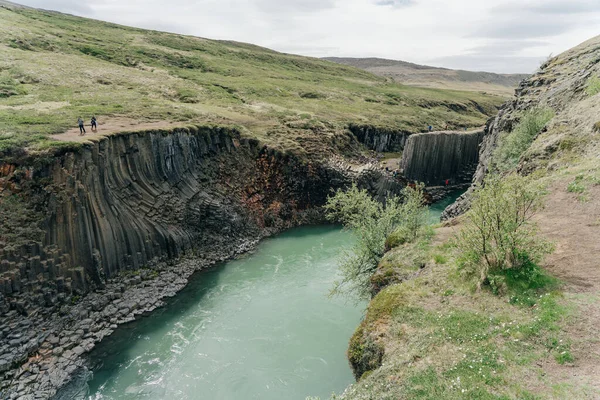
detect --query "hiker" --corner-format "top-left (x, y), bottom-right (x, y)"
top-left (445, 179), bottom-right (450, 186)
top-left (428, 125), bottom-right (433, 132)
top-left (77, 117), bottom-right (86, 135)
top-left (91, 116), bottom-right (97, 132)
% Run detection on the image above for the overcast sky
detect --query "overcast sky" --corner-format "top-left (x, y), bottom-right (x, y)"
top-left (13, 0), bottom-right (600, 73)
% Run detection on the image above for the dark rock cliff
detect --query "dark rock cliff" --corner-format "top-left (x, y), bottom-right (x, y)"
top-left (399, 130), bottom-right (484, 186)
top-left (0, 125), bottom-right (406, 398)
top-left (348, 124), bottom-right (409, 153)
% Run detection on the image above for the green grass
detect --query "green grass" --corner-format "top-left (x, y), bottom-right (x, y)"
top-left (493, 108), bottom-right (555, 172)
top-left (586, 76), bottom-right (600, 96)
top-left (339, 228), bottom-right (574, 400)
top-left (0, 5), bottom-right (505, 159)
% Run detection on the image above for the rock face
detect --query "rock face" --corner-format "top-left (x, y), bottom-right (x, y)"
top-left (442, 35), bottom-right (600, 220)
top-left (0, 125), bottom-right (406, 398)
top-left (400, 130), bottom-right (484, 186)
top-left (348, 124), bottom-right (409, 153)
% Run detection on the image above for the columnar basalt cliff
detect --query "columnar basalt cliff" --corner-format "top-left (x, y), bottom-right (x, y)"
top-left (348, 124), bottom-right (409, 153)
top-left (399, 130), bottom-right (484, 186)
top-left (0, 126), bottom-right (406, 398)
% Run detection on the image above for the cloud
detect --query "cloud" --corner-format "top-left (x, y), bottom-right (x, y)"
top-left (431, 54), bottom-right (543, 74)
top-left (474, 0), bottom-right (600, 39)
top-left (374, 0), bottom-right (415, 7)
top-left (474, 19), bottom-right (577, 40)
top-left (15, 0), bottom-right (94, 14)
top-left (9, 0), bottom-right (600, 74)
top-left (500, 0), bottom-right (599, 15)
top-left (254, 0), bottom-right (337, 13)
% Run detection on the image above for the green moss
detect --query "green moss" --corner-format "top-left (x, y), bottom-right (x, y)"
top-left (347, 322), bottom-right (385, 380)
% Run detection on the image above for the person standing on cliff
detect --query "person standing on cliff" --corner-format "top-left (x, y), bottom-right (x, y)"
top-left (91, 116), bottom-right (97, 132)
top-left (77, 117), bottom-right (86, 135)
top-left (428, 125), bottom-right (433, 132)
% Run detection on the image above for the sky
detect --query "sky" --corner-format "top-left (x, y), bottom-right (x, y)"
top-left (12, 0), bottom-right (600, 73)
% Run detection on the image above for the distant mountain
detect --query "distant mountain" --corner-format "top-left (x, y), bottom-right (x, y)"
top-left (323, 57), bottom-right (529, 96)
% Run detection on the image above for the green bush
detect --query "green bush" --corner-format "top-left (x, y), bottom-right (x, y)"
top-left (455, 174), bottom-right (553, 291)
top-left (385, 226), bottom-right (411, 250)
top-left (586, 75), bottom-right (600, 96)
top-left (567, 175), bottom-right (586, 193)
top-left (493, 108), bottom-right (554, 172)
top-left (325, 184), bottom-right (427, 300)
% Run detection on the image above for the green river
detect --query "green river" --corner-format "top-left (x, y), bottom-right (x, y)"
top-left (82, 192), bottom-right (462, 400)
top-left (86, 226), bottom-right (361, 400)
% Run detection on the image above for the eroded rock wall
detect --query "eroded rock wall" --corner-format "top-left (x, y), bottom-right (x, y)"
top-left (0, 126), bottom-right (406, 398)
top-left (349, 124), bottom-right (409, 153)
top-left (0, 127), bottom-right (355, 305)
top-left (400, 130), bottom-right (484, 186)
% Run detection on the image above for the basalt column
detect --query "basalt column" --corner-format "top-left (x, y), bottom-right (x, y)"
top-left (400, 130), bottom-right (484, 186)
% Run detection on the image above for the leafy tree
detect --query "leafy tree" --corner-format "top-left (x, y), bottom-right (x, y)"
top-left (455, 174), bottom-right (553, 291)
top-left (325, 184), bottom-right (427, 300)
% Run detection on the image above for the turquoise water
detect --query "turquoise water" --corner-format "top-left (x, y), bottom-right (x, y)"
top-left (83, 193), bottom-right (462, 400)
top-left (85, 226), bottom-right (362, 400)
top-left (427, 190), bottom-right (465, 224)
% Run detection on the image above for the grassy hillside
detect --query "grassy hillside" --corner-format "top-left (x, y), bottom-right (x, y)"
top-left (324, 57), bottom-right (528, 95)
top-left (338, 36), bottom-right (600, 399)
top-left (0, 2), bottom-right (505, 159)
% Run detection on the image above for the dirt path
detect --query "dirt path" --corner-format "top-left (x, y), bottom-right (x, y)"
top-left (535, 181), bottom-right (600, 395)
top-left (50, 117), bottom-right (186, 142)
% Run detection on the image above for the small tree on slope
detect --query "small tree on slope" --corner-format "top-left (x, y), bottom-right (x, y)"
top-left (325, 184), bottom-right (427, 300)
top-left (455, 174), bottom-right (553, 291)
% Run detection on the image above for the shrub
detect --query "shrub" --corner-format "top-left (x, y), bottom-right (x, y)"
top-left (493, 108), bottom-right (554, 172)
top-left (454, 174), bottom-right (553, 290)
top-left (567, 175), bottom-right (586, 193)
top-left (325, 184), bottom-right (427, 300)
top-left (384, 227), bottom-right (411, 250)
top-left (586, 75), bottom-right (600, 96)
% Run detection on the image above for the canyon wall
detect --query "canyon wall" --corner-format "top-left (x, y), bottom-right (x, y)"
top-left (0, 126), bottom-right (406, 398)
top-left (348, 124), bottom-right (409, 153)
top-left (399, 130), bottom-right (484, 186)
top-left (1, 126), bottom-right (390, 309)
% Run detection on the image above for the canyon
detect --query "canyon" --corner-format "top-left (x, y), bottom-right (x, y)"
top-left (0, 121), bottom-right (485, 398)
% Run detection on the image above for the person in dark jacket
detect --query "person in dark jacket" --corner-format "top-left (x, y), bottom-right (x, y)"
top-left (91, 116), bottom-right (97, 132)
top-left (77, 117), bottom-right (86, 135)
